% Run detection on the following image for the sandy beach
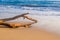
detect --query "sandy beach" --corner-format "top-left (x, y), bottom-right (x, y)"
top-left (0, 15), bottom-right (60, 40)
top-left (0, 26), bottom-right (60, 40)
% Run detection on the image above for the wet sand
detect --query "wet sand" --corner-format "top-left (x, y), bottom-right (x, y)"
top-left (0, 25), bottom-right (60, 40)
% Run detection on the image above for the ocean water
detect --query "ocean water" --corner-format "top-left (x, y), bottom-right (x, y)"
top-left (0, 1), bottom-right (60, 16)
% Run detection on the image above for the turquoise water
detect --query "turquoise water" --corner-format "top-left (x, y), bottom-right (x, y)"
top-left (0, 1), bottom-right (60, 7)
top-left (0, 1), bottom-right (60, 12)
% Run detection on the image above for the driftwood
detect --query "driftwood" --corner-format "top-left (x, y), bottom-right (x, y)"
top-left (0, 13), bottom-right (29, 22)
top-left (0, 13), bottom-right (37, 28)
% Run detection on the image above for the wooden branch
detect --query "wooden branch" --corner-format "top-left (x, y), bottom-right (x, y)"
top-left (0, 13), bottom-right (29, 22)
top-left (23, 15), bottom-right (37, 27)
top-left (0, 22), bottom-right (12, 28)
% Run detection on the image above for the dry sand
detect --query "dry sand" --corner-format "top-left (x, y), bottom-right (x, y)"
top-left (0, 25), bottom-right (60, 40)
